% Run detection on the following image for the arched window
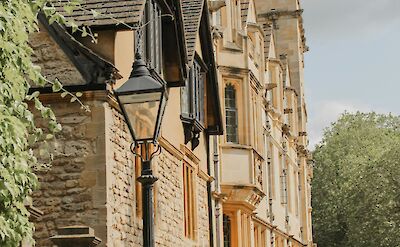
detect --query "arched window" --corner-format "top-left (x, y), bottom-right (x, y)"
top-left (225, 84), bottom-right (238, 143)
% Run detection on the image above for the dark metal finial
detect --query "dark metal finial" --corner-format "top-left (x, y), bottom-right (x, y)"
top-left (130, 53), bottom-right (150, 78)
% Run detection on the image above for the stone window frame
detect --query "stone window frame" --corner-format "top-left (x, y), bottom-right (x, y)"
top-left (279, 152), bottom-right (288, 206)
top-left (268, 142), bottom-right (276, 200)
top-left (224, 80), bottom-right (241, 144)
top-left (222, 209), bottom-right (253, 247)
top-left (253, 223), bottom-right (267, 247)
top-left (223, 213), bottom-right (232, 247)
top-left (180, 144), bottom-right (201, 241)
top-left (183, 160), bottom-right (198, 240)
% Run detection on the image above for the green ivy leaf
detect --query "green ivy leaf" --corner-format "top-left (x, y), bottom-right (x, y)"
top-left (60, 91), bottom-right (68, 98)
top-left (52, 78), bottom-right (62, 92)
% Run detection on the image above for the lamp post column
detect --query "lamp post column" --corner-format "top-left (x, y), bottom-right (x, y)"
top-left (137, 143), bottom-right (158, 247)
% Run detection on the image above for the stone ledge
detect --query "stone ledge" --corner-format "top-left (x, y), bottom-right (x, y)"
top-left (50, 226), bottom-right (101, 247)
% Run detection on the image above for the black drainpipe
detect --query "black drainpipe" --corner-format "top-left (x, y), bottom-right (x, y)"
top-left (206, 133), bottom-right (215, 247)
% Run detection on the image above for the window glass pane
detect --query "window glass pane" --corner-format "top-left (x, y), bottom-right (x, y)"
top-left (123, 100), bottom-right (160, 141)
top-left (223, 214), bottom-right (231, 247)
top-left (180, 60), bottom-right (205, 125)
top-left (138, 1), bottom-right (162, 73)
top-left (225, 84), bottom-right (238, 143)
top-left (181, 78), bottom-right (190, 116)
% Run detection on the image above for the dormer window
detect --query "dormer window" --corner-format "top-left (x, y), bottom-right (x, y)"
top-left (181, 55), bottom-right (207, 148)
top-left (181, 58), bottom-right (206, 127)
top-left (137, 0), bottom-right (163, 74)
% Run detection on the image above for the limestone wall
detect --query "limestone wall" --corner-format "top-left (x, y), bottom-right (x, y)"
top-left (30, 25), bottom-right (85, 85)
top-left (104, 104), bottom-right (139, 246)
top-left (32, 98), bottom-right (212, 247)
top-left (104, 104), bottom-right (211, 247)
top-left (32, 99), bottom-right (107, 246)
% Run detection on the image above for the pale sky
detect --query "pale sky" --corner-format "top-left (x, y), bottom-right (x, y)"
top-left (301, 0), bottom-right (400, 147)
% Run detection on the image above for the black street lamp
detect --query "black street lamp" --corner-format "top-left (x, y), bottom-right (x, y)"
top-left (114, 53), bottom-right (168, 247)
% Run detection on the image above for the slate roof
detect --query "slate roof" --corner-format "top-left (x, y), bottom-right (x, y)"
top-left (54, 0), bottom-right (146, 27)
top-left (181, 0), bottom-right (205, 65)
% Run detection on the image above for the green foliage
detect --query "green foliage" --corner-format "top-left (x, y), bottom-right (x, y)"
top-left (312, 112), bottom-right (400, 247)
top-left (0, 0), bottom-right (87, 246)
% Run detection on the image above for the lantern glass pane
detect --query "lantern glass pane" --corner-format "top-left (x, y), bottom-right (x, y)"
top-left (119, 92), bottom-right (161, 104)
top-left (119, 92), bottom-right (162, 141)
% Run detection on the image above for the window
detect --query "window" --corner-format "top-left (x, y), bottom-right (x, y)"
top-left (183, 162), bottom-right (196, 239)
top-left (137, 0), bottom-right (163, 73)
top-left (280, 155), bottom-right (288, 205)
top-left (254, 225), bottom-right (266, 247)
top-left (287, 165), bottom-right (292, 211)
top-left (181, 59), bottom-right (206, 126)
top-left (225, 84), bottom-right (238, 143)
top-left (223, 214), bottom-right (232, 247)
top-left (268, 143), bottom-right (275, 199)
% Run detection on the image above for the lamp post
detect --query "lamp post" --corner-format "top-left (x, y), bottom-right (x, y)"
top-left (114, 53), bottom-right (168, 247)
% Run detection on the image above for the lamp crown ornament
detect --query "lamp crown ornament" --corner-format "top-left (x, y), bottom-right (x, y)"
top-left (130, 52), bottom-right (151, 78)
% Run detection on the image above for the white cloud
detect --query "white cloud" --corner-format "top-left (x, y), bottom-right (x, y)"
top-left (307, 100), bottom-right (372, 148)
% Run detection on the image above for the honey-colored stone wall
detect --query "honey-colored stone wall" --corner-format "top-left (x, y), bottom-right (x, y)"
top-left (32, 98), bottom-right (212, 247)
top-left (30, 25), bottom-right (85, 85)
top-left (104, 104), bottom-right (210, 247)
top-left (32, 100), bottom-right (107, 247)
top-left (104, 105), bottom-right (139, 246)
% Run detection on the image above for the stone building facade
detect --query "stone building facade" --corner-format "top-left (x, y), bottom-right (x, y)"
top-left (209, 0), bottom-right (314, 246)
top-left (27, 0), bottom-right (313, 247)
top-left (30, 0), bottom-right (222, 246)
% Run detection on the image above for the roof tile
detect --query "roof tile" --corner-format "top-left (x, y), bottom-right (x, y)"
top-left (54, 0), bottom-right (146, 26)
top-left (181, 0), bottom-right (204, 65)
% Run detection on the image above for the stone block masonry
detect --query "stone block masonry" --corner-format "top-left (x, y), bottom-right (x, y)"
top-left (32, 98), bottom-right (211, 246)
top-left (32, 100), bottom-right (107, 247)
top-left (105, 104), bottom-right (211, 247)
top-left (30, 24), bottom-right (85, 85)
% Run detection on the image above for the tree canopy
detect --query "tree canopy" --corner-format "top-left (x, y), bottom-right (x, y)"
top-left (312, 112), bottom-right (400, 247)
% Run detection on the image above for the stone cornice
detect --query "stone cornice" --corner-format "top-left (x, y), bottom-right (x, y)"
top-left (198, 169), bottom-right (213, 182)
top-left (259, 9), bottom-right (304, 20)
top-left (221, 184), bottom-right (266, 211)
top-left (217, 65), bottom-right (250, 77)
top-left (180, 144), bottom-right (201, 165)
top-left (252, 215), bottom-right (307, 246)
top-left (159, 137), bottom-right (184, 160)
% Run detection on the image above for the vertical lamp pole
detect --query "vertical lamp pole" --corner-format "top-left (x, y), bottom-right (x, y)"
top-left (114, 53), bottom-right (168, 247)
top-left (137, 142), bottom-right (158, 247)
